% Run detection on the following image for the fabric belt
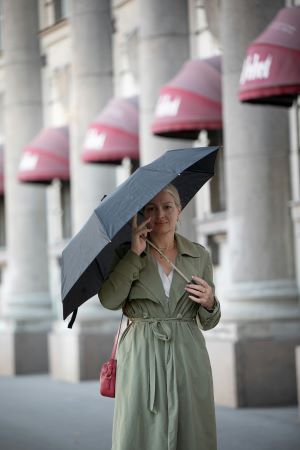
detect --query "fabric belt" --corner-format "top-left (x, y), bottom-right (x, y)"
top-left (129, 317), bottom-right (195, 411)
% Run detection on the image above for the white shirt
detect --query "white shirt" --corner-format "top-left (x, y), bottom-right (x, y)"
top-left (155, 260), bottom-right (174, 298)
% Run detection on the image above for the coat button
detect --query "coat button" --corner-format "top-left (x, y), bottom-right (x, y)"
top-left (177, 313), bottom-right (182, 319)
top-left (143, 313), bottom-right (148, 318)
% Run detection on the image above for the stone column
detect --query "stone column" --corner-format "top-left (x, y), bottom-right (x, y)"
top-left (49, 0), bottom-right (117, 381)
top-left (296, 346), bottom-right (300, 413)
top-left (290, 202), bottom-right (300, 415)
top-left (138, 0), bottom-right (196, 239)
top-left (0, 0), bottom-right (52, 375)
top-left (139, 0), bottom-right (190, 165)
top-left (70, 0), bottom-right (115, 232)
top-left (206, 0), bottom-right (300, 406)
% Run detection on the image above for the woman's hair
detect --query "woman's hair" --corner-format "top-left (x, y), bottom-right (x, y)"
top-left (142, 183), bottom-right (182, 214)
top-left (161, 183), bottom-right (181, 210)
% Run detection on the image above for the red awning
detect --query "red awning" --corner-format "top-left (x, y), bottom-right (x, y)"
top-left (18, 126), bottom-right (70, 183)
top-left (0, 145), bottom-right (4, 195)
top-left (151, 56), bottom-right (222, 140)
top-left (82, 96), bottom-right (139, 163)
top-left (238, 6), bottom-right (300, 107)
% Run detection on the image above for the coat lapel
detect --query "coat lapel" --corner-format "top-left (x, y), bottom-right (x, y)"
top-left (135, 235), bottom-right (201, 310)
top-left (137, 248), bottom-right (168, 305)
top-left (168, 234), bottom-right (201, 314)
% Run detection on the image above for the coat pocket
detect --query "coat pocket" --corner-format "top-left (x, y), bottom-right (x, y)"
top-left (187, 321), bottom-right (207, 349)
top-left (117, 322), bottom-right (133, 365)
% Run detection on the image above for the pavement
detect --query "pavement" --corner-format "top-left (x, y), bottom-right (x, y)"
top-left (0, 375), bottom-right (299, 450)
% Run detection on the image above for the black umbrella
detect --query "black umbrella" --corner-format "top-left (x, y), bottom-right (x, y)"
top-left (61, 146), bottom-right (219, 327)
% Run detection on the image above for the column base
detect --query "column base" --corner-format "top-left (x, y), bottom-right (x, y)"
top-left (49, 318), bottom-right (118, 382)
top-left (205, 319), bottom-right (300, 407)
top-left (0, 323), bottom-right (50, 375)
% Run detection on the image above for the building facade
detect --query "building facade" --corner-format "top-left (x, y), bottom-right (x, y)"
top-left (0, 0), bottom-right (299, 408)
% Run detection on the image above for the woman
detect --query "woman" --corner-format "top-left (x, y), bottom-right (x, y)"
top-left (99, 184), bottom-right (221, 450)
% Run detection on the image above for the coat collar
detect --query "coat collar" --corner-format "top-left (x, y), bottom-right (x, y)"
top-left (174, 233), bottom-right (200, 257)
top-left (144, 233), bottom-right (200, 258)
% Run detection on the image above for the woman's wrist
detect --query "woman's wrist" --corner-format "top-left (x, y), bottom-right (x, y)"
top-left (131, 246), bottom-right (141, 256)
top-left (204, 297), bottom-right (216, 312)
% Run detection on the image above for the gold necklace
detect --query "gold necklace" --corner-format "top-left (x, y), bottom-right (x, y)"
top-left (152, 240), bottom-right (176, 258)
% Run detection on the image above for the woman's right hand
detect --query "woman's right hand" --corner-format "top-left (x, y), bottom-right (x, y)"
top-left (131, 215), bottom-right (152, 256)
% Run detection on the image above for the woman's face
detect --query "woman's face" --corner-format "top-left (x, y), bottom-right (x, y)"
top-left (143, 191), bottom-right (180, 236)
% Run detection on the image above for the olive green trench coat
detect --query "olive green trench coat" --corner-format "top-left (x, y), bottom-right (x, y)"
top-left (99, 233), bottom-right (221, 450)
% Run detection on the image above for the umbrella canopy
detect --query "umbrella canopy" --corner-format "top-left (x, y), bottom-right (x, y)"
top-left (151, 56), bottom-right (222, 140)
top-left (82, 96), bottom-right (139, 163)
top-left (0, 145), bottom-right (4, 195)
top-left (61, 146), bottom-right (219, 326)
top-left (18, 126), bottom-right (70, 183)
top-left (238, 6), bottom-right (300, 107)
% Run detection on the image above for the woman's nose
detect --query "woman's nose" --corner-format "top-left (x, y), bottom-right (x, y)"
top-left (156, 208), bottom-right (165, 219)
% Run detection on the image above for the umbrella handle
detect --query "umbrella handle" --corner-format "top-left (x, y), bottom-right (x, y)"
top-left (145, 239), bottom-right (191, 283)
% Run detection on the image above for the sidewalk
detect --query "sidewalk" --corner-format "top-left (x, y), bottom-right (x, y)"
top-left (0, 375), bottom-right (299, 450)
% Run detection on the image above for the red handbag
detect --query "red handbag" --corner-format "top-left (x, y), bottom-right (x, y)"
top-left (99, 314), bottom-right (124, 397)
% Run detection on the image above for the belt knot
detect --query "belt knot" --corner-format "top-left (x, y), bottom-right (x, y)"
top-left (150, 321), bottom-right (172, 341)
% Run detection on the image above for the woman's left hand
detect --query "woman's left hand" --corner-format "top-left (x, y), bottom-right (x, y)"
top-left (185, 275), bottom-right (215, 310)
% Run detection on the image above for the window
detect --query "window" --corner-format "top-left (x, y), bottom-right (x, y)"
top-left (53, 0), bottom-right (69, 22)
top-left (210, 145), bottom-right (226, 213)
top-left (61, 181), bottom-right (71, 239)
top-left (202, 129), bottom-right (226, 213)
top-left (207, 235), bottom-right (219, 265)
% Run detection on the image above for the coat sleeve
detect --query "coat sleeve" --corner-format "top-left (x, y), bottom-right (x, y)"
top-left (196, 250), bottom-right (221, 331)
top-left (98, 246), bottom-right (146, 311)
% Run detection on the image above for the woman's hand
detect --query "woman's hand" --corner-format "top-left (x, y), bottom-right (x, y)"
top-left (131, 215), bottom-right (152, 256)
top-left (185, 275), bottom-right (215, 310)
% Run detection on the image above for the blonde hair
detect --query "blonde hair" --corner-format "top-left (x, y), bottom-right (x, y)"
top-left (161, 183), bottom-right (181, 210)
top-left (142, 183), bottom-right (182, 214)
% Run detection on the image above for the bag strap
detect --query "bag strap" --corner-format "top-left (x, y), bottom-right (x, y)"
top-left (110, 313), bottom-right (124, 359)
